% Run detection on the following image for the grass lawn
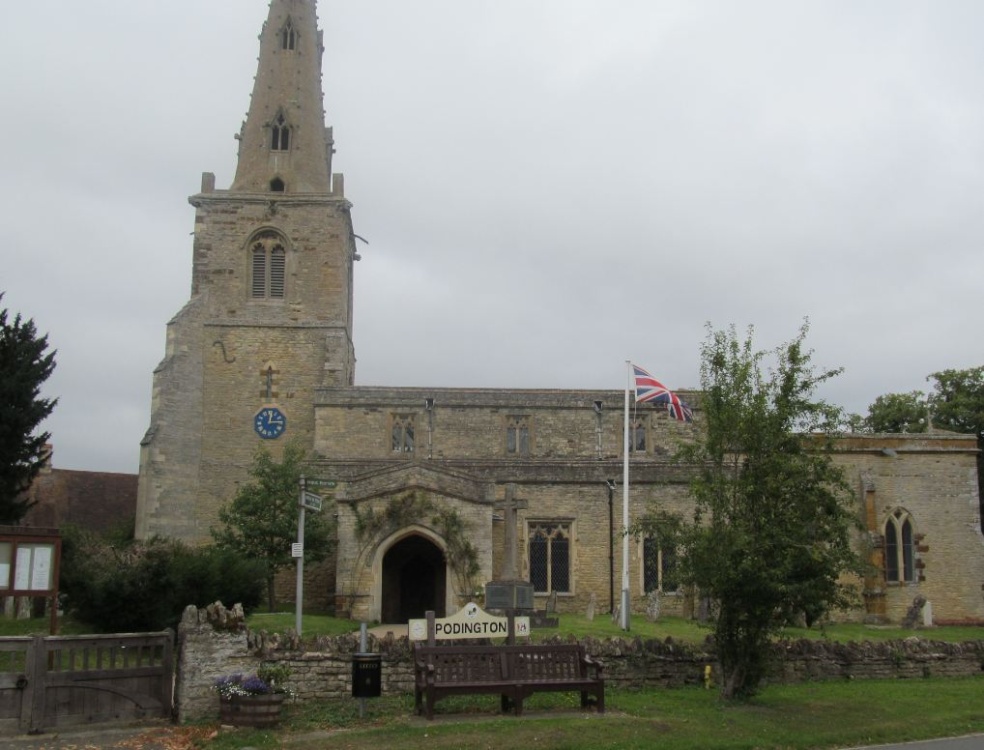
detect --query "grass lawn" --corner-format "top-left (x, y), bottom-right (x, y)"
top-left (3, 609), bottom-right (980, 644)
top-left (241, 610), bottom-right (984, 645)
top-left (197, 675), bottom-right (984, 750)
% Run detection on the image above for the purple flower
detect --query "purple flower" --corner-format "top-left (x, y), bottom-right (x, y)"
top-left (241, 676), bottom-right (271, 694)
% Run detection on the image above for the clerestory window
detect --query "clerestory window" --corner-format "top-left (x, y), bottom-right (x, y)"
top-left (629, 418), bottom-right (647, 453)
top-left (392, 414), bottom-right (415, 453)
top-left (506, 415), bottom-right (531, 456)
top-left (250, 232), bottom-right (287, 300)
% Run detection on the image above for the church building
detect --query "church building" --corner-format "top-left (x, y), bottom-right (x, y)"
top-left (136, 0), bottom-right (984, 626)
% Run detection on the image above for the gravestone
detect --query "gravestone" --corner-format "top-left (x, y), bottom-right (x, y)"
top-left (645, 590), bottom-right (661, 622)
top-left (546, 590), bottom-right (558, 614)
top-left (901, 595), bottom-right (927, 629)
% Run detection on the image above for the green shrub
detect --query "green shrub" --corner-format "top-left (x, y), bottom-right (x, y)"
top-left (59, 527), bottom-right (264, 632)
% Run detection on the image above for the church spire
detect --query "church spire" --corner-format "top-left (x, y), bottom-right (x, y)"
top-left (232, 0), bottom-right (334, 193)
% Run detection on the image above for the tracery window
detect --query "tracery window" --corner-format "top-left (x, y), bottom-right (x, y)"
top-left (250, 232), bottom-right (287, 299)
top-left (528, 522), bottom-right (570, 594)
top-left (281, 18), bottom-right (297, 50)
top-left (643, 537), bottom-right (679, 593)
top-left (392, 414), bottom-right (415, 453)
top-left (506, 415), bottom-right (531, 456)
top-left (271, 112), bottom-right (291, 152)
top-left (884, 509), bottom-right (916, 583)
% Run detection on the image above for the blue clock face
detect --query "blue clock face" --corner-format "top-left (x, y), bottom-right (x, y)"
top-left (254, 406), bottom-right (287, 439)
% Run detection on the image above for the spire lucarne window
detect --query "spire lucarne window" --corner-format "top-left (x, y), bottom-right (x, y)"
top-left (250, 232), bottom-right (287, 299)
top-left (271, 112), bottom-right (291, 152)
top-left (281, 18), bottom-right (297, 50)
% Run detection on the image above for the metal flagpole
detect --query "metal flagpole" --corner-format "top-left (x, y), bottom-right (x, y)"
top-left (621, 361), bottom-right (631, 631)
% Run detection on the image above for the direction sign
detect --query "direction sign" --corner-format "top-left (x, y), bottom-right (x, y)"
top-left (301, 492), bottom-right (323, 511)
top-left (305, 479), bottom-right (337, 488)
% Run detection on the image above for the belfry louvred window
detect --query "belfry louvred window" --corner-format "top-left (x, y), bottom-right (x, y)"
top-left (250, 232), bottom-right (287, 300)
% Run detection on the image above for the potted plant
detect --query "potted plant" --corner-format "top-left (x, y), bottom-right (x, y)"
top-left (213, 664), bottom-right (293, 728)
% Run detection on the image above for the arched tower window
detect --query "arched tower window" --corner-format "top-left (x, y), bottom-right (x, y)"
top-left (884, 509), bottom-right (916, 583)
top-left (270, 177), bottom-right (286, 192)
top-left (271, 112), bottom-right (291, 152)
top-left (281, 18), bottom-right (297, 50)
top-left (250, 231), bottom-right (287, 300)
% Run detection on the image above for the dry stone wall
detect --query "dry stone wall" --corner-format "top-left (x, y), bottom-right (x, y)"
top-left (176, 604), bottom-right (984, 723)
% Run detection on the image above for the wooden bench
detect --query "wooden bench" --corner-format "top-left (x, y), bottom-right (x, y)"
top-left (413, 642), bottom-right (604, 720)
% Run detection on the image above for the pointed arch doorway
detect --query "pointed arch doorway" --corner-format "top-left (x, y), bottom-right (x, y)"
top-left (381, 534), bottom-right (447, 623)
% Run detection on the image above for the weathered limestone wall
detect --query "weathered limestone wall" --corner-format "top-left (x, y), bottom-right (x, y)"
top-left (135, 296), bottom-right (206, 542)
top-left (833, 436), bottom-right (984, 624)
top-left (313, 387), bottom-right (694, 462)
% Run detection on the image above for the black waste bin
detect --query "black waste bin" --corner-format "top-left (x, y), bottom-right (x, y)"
top-left (352, 652), bottom-right (382, 698)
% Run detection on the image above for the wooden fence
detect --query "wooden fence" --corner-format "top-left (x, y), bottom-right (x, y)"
top-left (0, 631), bottom-right (173, 734)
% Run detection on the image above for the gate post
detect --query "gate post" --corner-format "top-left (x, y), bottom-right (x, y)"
top-left (24, 636), bottom-right (46, 734)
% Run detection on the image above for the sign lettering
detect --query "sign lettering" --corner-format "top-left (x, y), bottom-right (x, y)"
top-left (408, 602), bottom-right (530, 641)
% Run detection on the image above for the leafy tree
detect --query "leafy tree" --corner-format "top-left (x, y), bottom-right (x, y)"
top-left (928, 366), bottom-right (984, 435)
top-left (0, 293), bottom-right (57, 523)
top-left (678, 323), bottom-right (860, 699)
top-left (211, 440), bottom-right (335, 611)
top-left (864, 391), bottom-right (929, 433)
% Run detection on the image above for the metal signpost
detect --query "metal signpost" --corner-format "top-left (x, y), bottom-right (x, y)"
top-left (295, 477), bottom-right (332, 636)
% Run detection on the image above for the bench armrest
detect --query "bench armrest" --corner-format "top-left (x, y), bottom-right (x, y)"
top-left (413, 659), bottom-right (435, 680)
top-left (582, 654), bottom-right (604, 678)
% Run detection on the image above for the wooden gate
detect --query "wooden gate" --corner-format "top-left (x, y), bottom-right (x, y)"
top-left (0, 631), bottom-right (173, 734)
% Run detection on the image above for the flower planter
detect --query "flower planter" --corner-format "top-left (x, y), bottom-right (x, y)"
top-left (219, 693), bottom-right (285, 728)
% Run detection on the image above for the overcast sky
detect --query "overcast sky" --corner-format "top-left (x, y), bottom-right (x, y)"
top-left (3, 1), bottom-right (982, 474)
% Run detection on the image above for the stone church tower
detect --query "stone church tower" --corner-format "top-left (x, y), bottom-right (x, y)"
top-left (136, 0), bottom-right (357, 542)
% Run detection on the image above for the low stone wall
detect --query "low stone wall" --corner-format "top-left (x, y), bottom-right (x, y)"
top-left (176, 604), bottom-right (984, 723)
top-left (176, 604), bottom-right (417, 722)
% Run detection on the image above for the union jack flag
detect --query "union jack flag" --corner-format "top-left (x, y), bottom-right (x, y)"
top-left (632, 364), bottom-right (694, 423)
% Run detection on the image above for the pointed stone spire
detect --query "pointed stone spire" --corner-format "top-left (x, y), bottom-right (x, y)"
top-left (232, 0), bottom-right (333, 193)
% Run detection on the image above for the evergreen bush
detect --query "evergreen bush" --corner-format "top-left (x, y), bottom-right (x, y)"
top-left (59, 527), bottom-right (263, 632)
